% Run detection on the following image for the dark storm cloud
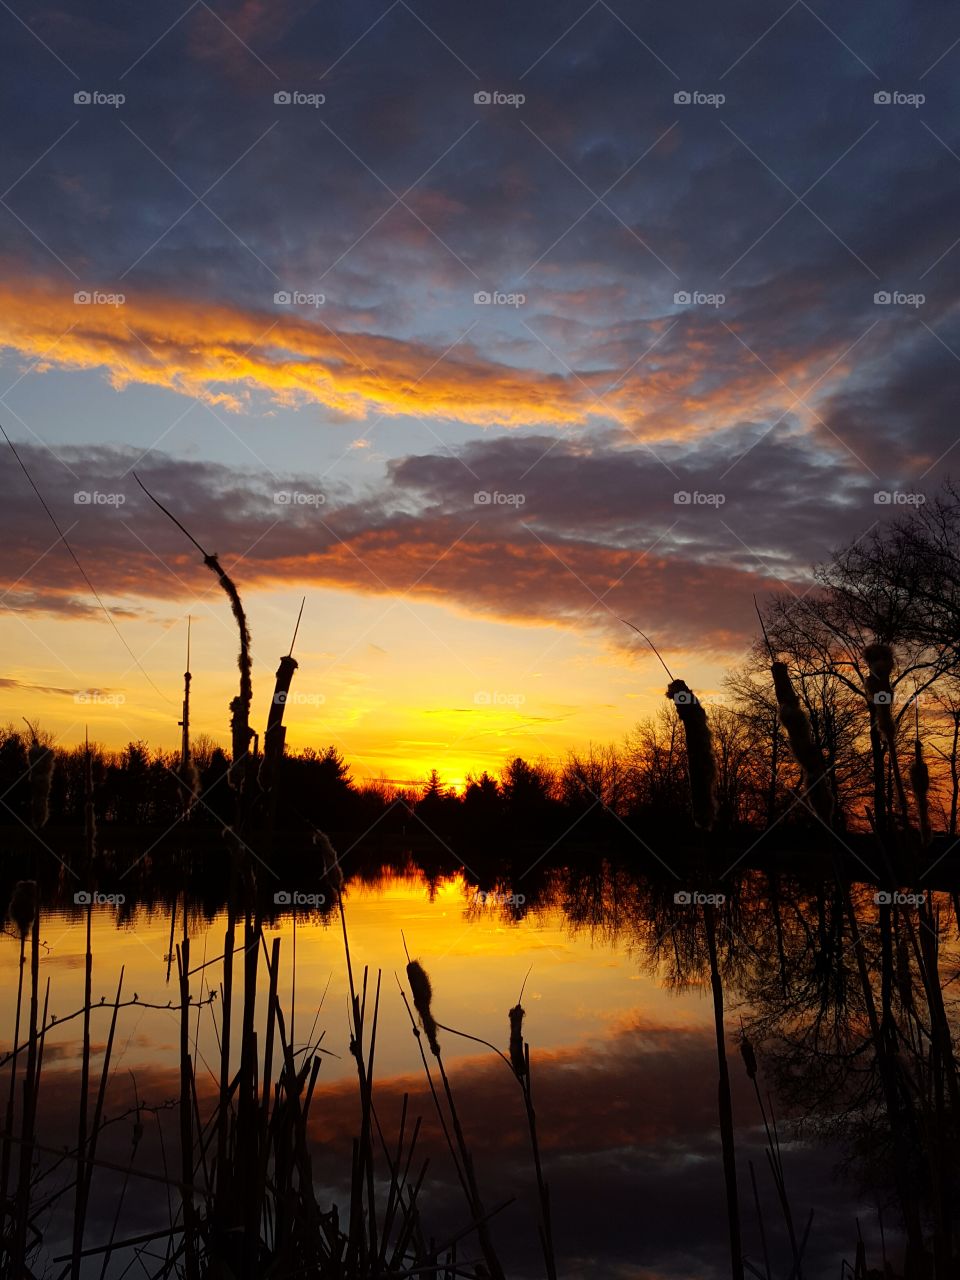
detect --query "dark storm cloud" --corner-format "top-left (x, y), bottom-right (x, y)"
top-left (4, 0), bottom-right (960, 359)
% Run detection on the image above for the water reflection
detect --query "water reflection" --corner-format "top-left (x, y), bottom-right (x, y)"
top-left (1, 855), bottom-right (954, 1277)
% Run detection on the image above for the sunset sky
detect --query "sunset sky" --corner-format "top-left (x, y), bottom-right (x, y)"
top-left (1, 0), bottom-right (958, 785)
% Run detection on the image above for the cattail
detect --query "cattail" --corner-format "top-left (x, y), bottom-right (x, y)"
top-left (133, 480), bottom-right (253, 792)
top-left (406, 959), bottom-right (441, 1055)
top-left (739, 1034), bottom-right (758, 1081)
top-left (178, 759), bottom-right (201, 812)
top-left (862, 643), bottom-right (896, 742)
top-left (910, 737), bottom-right (931, 846)
top-left (665, 679), bottom-right (717, 829)
top-left (509, 1003), bottom-right (526, 1077)
top-left (314, 829), bottom-right (344, 894)
top-left (260, 654), bottom-right (298, 793)
top-left (26, 732), bottom-right (54, 831)
top-left (863, 643), bottom-right (894, 681)
top-left (208, 559), bottom-right (253, 790)
top-left (8, 881), bottom-right (36, 939)
top-left (83, 746), bottom-right (97, 863)
top-left (770, 662), bottom-right (834, 826)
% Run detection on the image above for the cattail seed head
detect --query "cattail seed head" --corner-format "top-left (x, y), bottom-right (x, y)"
top-left (406, 959), bottom-right (440, 1055)
top-left (178, 759), bottom-right (200, 813)
top-left (27, 737), bottom-right (54, 831)
top-left (910, 737), bottom-right (931, 845)
top-left (740, 1035), bottom-right (758, 1080)
top-left (9, 880), bottom-right (37, 939)
top-left (509, 1003), bottom-right (526, 1077)
top-left (862, 645), bottom-right (897, 743)
top-left (314, 830), bottom-right (344, 893)
top-left (770, 662), bottom-right (834, 826)
top-left (863, 643), bottom-right (895, 681)
top-left (84, 747), bottom-right (97, 862)
top-left (665, 679), bottom-right (717, 830)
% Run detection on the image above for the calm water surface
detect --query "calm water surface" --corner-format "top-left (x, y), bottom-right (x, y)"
top-left (1, 865), bottom-right (899, 1278)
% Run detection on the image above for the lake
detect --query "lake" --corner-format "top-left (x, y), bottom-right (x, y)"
top-left (0, 856), bottom-right (914, 1278)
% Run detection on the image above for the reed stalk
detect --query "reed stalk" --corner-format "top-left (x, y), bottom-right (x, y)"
top-left (705, 903), bottom-right (744, 1280)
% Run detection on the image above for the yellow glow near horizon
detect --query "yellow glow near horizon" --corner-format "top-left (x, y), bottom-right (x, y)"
top-left (0, 868), bottom-right (715, 1086)
top-left (0, 583), bottom-right (735, 784)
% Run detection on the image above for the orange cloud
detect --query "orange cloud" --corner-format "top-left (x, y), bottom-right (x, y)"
top-left (0, 277), bottom-right (852, 437)
top-left (0, 279), bottom-right (620, 427)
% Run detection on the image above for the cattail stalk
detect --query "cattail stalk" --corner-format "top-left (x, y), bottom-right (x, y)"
top-left (770, 663), bottom-right (834, 825)
top-left (25, 723), bottom-right (54, 832)
top-left (704, 905), bottom-right (744, 1280)
top-left (401, 961), bottom-right (505, 1280)
top-left (665, 680), bottom-right (717, 829)
top-left (406, 961), bottom-right (441, 1056)
top-left (0, 883), bottom-right (34, 1219)
top-left (739, 1031), bottom-right (801, 1272)
top-left (71, 743), bottom-right (96, 1279)
top-left (910, 736), bottom-right (931, 846)
top-left (862, 644), bottom-right (910, 830)
top-left (13, 884), bottom-right (41, 1270)
top-left (133, 475), bottom-right (253, 795)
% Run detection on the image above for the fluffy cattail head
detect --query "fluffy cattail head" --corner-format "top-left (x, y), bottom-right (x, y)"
top-left (770, 662), bottom-right (834, 826)
top-left (509, 1003), bottom-right (526, 1077)
top-left (83, 746), bottom-right (97, 861)
top-left (863, 643), bottom-right (895, 681)
top-left (26, 735), bottom-right (55, 831)
top-left (862, 644), bottom-right (897, 741)
top-left (178, 759), bottom-right (201, 812)
top-left (406, 959), bottom-right (441, 1055)
top-left (910, 737), bottom-right (931, 845)
top-left (740, 1035), bottom-right (758, 1080)
top-left (665, 680), bottom-right (717, 830)
top-left (314, 829), bottom-right (344, 894)
top-left (84, 794), bottom-right (98, 859)
top-left (8, 880), bottom-right (37, 939)
top-left (771, 661), bottom-right (797, 710)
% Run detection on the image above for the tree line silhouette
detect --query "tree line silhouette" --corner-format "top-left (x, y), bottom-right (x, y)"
top-left (6, 482), bottom-right (960, 855)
